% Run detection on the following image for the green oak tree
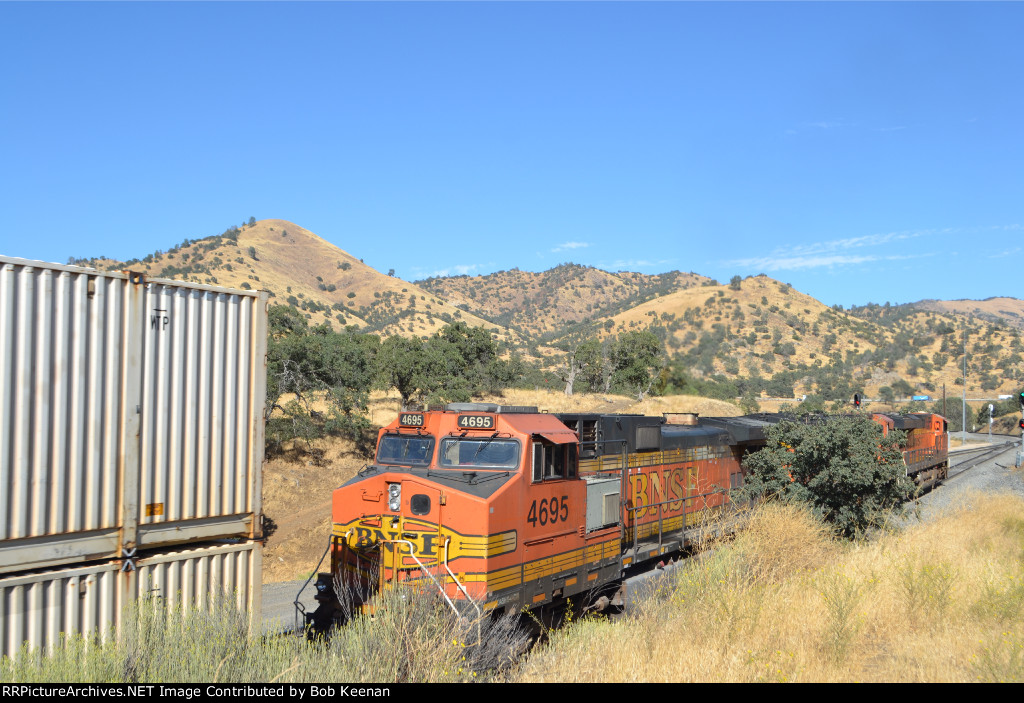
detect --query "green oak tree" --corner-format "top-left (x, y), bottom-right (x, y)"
top-left (741, 415), bottom-right (914, 538)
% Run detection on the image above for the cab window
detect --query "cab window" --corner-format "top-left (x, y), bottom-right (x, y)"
top-left (376, 434), bottom-right (435, 467)
top-left (438, 437), bottom-right (521, 470)
top-left (532, 441), bottom-right (577, 481)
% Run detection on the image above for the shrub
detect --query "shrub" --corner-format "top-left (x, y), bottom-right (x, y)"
top-left (741, 415), bottom-right (915, 537)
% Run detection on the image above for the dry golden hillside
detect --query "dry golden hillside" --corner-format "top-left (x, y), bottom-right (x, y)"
top-left (416, 263), bottom-right (708, 338)
top-left (550, 274), bottom-right (1024, 400)
top-left (913, 297), bottom-right (1024, 330)
top-left (90, 219), bottom-right (517, 344)
top-left (73, 219), bottom-right (1023, 403)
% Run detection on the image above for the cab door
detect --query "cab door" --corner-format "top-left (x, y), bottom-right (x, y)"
top-left (522, 436), bottom-right (584, 604)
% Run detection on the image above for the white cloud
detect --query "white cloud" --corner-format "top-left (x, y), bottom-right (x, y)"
top-left (780, 228), bottom-right (934, 258)
top-left (988, 246), bottom-right (1022, 258)
top-left (600, 258), bottom-right (675, 271)
top-left (803, 120), bottom-right (852, 130)
top-left (551, 241), bottom-right (590, 253)
top-left (729, 252), bottom-right (935, 272)
top-left (730, 254), bottom-right (878, 271)
top-left (725, 227), bottom-right (950, 273)
top-left (412, 262), bottom-right (491, 278)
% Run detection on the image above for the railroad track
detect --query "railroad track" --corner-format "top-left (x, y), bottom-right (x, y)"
top-left (945, 440), bottom-right (1021, 482)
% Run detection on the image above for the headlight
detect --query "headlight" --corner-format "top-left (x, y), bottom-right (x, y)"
top-left (387, 483), bottom-right (401, 511)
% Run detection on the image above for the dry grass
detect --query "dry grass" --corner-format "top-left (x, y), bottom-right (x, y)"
top-left (9, 493), bottom-right (1022, 683)
top-left (484, 388), bottom-right (635, 414)
top-left (514, 492), bottom-right (1024, 682)
top-left (1, 588), bottom-right (528, 684)
top-left (622, 395), bottom-right (743, 417)
top-left (470, 388), bottom-right (742, 417)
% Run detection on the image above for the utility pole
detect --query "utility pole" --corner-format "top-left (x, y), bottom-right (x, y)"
top-left (1018, 389), bottom-right (1024, 468)
top-left (962, 324), bottom-right (967, 446)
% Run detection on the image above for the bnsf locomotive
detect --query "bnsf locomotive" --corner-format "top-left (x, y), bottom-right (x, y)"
top-left (304, 404), bottom-right (948, 630)
top-left (871, 411), bottom-right (949, 488)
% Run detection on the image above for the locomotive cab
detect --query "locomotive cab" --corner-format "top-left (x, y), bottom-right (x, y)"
top-left (319, 404), bottom-right (602, 628)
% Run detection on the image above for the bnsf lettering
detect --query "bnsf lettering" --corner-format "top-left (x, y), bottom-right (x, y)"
top-left (527, 496), bottom-right (569, 527)
top-left (628, 473), bottom-right (649, 519)
top-left (628, 465), bottom-right (712, 519)
top-left (353, 527), bottom-right (437, 556)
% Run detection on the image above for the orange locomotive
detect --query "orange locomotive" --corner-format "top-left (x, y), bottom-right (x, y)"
top-left (305, 404), bottom-right (772, 632)
top-left (305, 405), bottom-right (949, 632)
top-left (871, 412), bottom-right (949, 488)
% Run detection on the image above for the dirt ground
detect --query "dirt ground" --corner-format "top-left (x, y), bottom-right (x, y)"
top-left (260, 390), bottom-right (744, 583)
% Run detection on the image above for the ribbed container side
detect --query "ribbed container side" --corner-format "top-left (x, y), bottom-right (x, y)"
top-left (0, 256), bottom-right (268, 574)
top-left (0, 540), bottom-right (261, 659)
top-left (0, 261), bottom-right (126, 542)
top-left (0, 559), bottom-right (125, 659)
top-left (134, 541), bottom-right (260, 615)
top-left (137, 282), bottom-right (265, 540)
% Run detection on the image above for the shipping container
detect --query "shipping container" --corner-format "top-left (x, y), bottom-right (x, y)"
top-left (0, 256), bottom-right (269, 575)
top-left (0, 540), bottom-right (261, 658)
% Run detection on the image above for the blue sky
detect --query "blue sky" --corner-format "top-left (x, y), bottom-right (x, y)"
top-left (1, 2), bottom-right (1021, 307)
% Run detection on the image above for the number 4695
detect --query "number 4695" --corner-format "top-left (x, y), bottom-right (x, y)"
top-left (528, 496), bottom-right (568, 526)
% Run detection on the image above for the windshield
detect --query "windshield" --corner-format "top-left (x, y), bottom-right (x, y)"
top-left (376, 434), bottom-right (435, 467)
top-left (438, 438), bottom-right (521, 470)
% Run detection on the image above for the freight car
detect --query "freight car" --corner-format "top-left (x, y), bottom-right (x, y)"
top-left (303, 405), bottom-right (948, 632)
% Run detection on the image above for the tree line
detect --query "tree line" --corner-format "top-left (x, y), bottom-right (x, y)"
top-left (557, 330), bottom-right (664, 400)
top-left (266, 306), bottom-right (677, 455)
top-left (265, 306), bottom-right (524, 454)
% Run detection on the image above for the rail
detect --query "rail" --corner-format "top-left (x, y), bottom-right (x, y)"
top-left (946, 440), bottom-right (1021, 481)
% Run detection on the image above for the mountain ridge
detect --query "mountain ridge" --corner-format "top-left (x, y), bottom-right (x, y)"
top-left (57, 218), bottom-right (1024, 401)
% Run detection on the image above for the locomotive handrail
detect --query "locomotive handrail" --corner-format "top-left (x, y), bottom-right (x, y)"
top-left (439, 538), bottom-right (483, 646)
top-left (381, 537), bottom-right (462, 613)
top-left (378, 536), bottom-right (483, 646)
top-left (623, 488), bottom-right (728, 555)
top-left (294, 534), bottom-right (339, 634)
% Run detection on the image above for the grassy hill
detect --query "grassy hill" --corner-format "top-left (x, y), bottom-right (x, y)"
top-left (67, 218), bottom-right (1024, 404)
top-left (911, 297), bottom-right (1024, 330)
top-left (416, 263), bottom-right (709, 339)
top-left (528, 274), bottom-right (1024, 403)
top-left (82, 219), bottom-right (517, 344)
